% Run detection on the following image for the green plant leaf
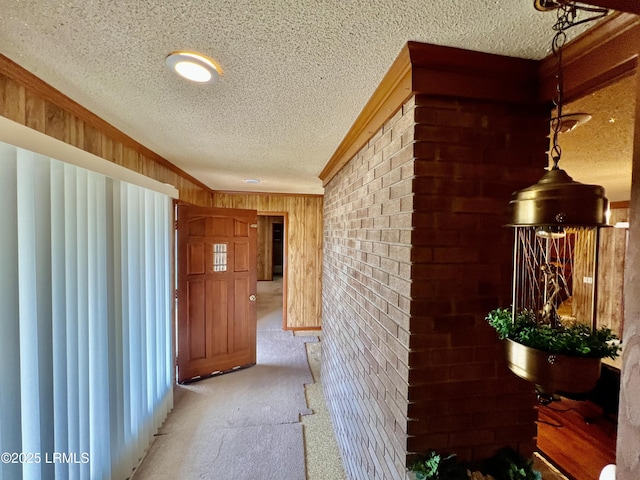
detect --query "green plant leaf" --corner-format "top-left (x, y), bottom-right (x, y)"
top-left (485, 308), bottom-right (620, 359)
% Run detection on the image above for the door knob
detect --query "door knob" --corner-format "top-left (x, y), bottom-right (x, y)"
top-left (249, 294), bottom-right (257, 302)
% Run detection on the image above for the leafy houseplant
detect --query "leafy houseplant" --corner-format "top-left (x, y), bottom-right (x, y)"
top-left (485, 308), bottom-right (620, 359)
top-left (409, 448), bottom-right (541, 480)
top-left (485, 307), bottom-right (620, 396)
top-left (410, 451), bottom-right (468, 480)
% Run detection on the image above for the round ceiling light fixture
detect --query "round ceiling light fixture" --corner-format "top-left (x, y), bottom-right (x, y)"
top-left (243, 178), bottom-right (261, 184)
top-left (165, 52), bottom-right (221, 84)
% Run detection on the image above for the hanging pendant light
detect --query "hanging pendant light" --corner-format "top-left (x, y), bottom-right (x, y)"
top-left (509, 168), bottom-right (608, 228)
top-left (510, 2), bottom-right (610, 230)
top-left (500, 1), bottom-right (614, 399)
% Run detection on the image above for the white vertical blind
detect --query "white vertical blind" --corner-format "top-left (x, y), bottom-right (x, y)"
top-left (0, 143), bottom-right (173, 480)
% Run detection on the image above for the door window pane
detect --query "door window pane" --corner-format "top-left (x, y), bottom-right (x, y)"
top-left (214, 243), bottom-right (228, 272)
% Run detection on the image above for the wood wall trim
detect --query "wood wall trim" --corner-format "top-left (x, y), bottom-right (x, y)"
top-left (409, 41), bottom-right (539, 102)
top-left (0, 53), bottom-right (215, 195)
top-left (319, 42), bottom-right (539, 186)
top-left (538, 12), bottom-right (640, 102)
top-left (611, 200), bottom-right (631, 209)
top-left (318, 44), bottom-right (413, 186)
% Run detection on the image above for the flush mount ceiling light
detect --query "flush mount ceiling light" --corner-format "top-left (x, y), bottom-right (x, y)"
top-left (510, 2), bottom-right (609, 230)
top-left (165, 51), bottom-right (221, 84)
top-left (243, 178), bottom-right (261, 184)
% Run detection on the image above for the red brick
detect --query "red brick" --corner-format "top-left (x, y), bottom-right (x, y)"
top-left (322, 91), bottom-right (544, 478)
top-left (473, 410), bottom-right (518, 428)
top-left (449, 428), bottom-right (495, 447)
top-left (449, 363), bottom-right (497, 381)
top-left (412, 229), bottom-right (460, 247)
top-left (408, 365), bottom-right (450, 385)
top-left (429, 414), bottom-right (473, 433)
top-left (408, 332), bottom-right (451, 348)
top-left (411, 264), bottom-right (457, 281)
top-left (447, 396), bottom-right (497, 414)
top-left (433, 247), bottom-right (478, 263)
top-left (407, 399), bottom-right (452, 418)
top-left (406, 433), bottom-right (450, 453)
top-left (453, 197), bottom-right (503, 214)
top-left (430, 347), bottom-right (475, 365)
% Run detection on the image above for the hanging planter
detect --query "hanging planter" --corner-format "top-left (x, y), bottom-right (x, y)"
top-left (505, 338), bottom-right (602, 395)
top-left (486, 308), bottom-right (619, 398)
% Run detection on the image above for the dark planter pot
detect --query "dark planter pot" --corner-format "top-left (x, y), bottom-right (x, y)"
top-left (505, 338), bottom-right (602, 395)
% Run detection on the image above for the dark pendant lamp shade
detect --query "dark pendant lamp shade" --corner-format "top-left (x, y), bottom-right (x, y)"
top-left (509, 168), bottom-right (609, 227)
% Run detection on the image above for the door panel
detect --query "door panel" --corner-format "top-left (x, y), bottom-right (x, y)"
top-left (177, 204), bottom-right (257, 383)
top-left (187, 280), bottom-right (206, 360)
top-left (188, 243), bottom-right (206, 274)
top-left (235, 241), bottom-right (250, 272)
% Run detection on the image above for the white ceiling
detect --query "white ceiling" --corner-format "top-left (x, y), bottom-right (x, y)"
top-left (0, 0), bottom-right (630, 197)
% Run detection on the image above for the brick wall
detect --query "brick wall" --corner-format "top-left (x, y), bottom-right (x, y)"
top-left (322, 100), bottom-right (416, 480)
top-left (322, 94), bottom-right (549, 479)
top-left (406, 94), bottom-right (547, 461)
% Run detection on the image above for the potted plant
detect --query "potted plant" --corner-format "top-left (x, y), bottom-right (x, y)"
top-left (409, 448), bottom-right (541, 480)
top-left (409, 451), bottom-right (468, 480)
top-left (485, 308), bottom-right (620, 397)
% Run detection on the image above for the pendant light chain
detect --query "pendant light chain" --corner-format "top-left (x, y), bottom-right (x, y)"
top-left (549, 5), bottom-right (571, 169)
top-left (548, 1), bottom-right (608, 170)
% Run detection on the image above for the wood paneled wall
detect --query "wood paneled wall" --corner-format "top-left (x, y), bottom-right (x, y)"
top-left (0, 54), bottom-right (215, 206)
top-left (571, 207), bottom-right (629, 338)
top-left (597, 207), bottom-right (629, 337)
top-left (573, 228), bottom-right (598, 327)
top-left (214, 192), bottom-right (323, 329)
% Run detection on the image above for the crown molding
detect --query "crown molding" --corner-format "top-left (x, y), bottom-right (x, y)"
top-left (319, 42), bottom-right (539, 186)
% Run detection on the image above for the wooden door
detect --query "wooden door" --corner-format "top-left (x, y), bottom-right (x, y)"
top-left (177, 204), bottom-right (258, 383)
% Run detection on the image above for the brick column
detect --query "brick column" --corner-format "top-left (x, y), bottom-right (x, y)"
top-left (407, 94), bottom-right (548, 461)
top-left (321, 41), bottom-right (549, 480)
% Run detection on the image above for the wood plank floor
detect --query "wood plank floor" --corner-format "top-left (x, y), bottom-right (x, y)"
top-left (537, 398), bottom-right (617, 480)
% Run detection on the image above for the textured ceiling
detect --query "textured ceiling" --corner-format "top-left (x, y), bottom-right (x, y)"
top-left (558, 75), bottom-right (635, 203)
top-left (0, 0), bottom-right (628, 196)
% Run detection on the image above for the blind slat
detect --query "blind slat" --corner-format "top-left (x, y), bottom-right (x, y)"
top-left (0, 142), bottom-right (173, 480)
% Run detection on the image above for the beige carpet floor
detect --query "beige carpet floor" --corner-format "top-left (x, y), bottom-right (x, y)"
top-left (131, 277), bottom-right (346, 480)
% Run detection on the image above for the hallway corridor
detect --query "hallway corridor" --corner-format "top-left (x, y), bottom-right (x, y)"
top-left (130, 278), bottom-right (345, 480)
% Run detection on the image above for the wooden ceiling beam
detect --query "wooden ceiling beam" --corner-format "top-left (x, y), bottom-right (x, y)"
top-left (581, 1), bottom-right (640, 15)
top-left (538, 13), bottom-right (640, 102)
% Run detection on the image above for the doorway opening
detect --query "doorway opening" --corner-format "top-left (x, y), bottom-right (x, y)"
top-left (533, 71), bottom-right (633, 480)
top-left (257, 214), bottom-right (287, 330)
